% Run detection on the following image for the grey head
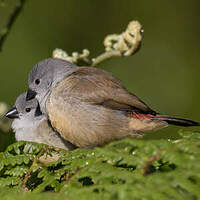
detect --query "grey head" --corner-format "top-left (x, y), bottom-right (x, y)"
top-left (5, 93), bottom-right (42, 120)
top-left (26, 58), bottom-right (77, 108)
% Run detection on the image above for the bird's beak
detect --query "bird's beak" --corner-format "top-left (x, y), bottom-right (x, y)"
top-left (5, 107), bottom-right (19, 119)
top-left (35, 103), bottom-right (42, 117)
top-left (26, 89), bottom-right (37, 101)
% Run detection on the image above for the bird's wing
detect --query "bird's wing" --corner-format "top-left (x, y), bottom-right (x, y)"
top-left (46, 67), bottom-right (156, 147)
top-left (52, 67), bottom-right (155, 114)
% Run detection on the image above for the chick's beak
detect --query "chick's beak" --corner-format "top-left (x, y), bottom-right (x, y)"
top-left (26, 89), bottom-right (37, 101)
top-left (5, 107), bottom-right (19, 119)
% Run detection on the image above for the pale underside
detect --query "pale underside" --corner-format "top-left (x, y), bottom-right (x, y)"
top-left (13, 117), bottom-right (76, 150)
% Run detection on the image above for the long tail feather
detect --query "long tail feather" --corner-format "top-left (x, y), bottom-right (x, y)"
top-left (154, 115), bottom-right (200, 127)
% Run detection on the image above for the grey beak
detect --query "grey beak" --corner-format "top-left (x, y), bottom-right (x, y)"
top-left (26, 89), bottom-right (37, 101)
top-left (5, 107), bottom-right (19, 119)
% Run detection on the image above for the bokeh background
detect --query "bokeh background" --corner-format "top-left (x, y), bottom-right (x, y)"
top-left (0, 0), bottom-right (200, 151)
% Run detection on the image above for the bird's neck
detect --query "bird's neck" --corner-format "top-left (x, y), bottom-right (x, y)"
top-left (52, 65), bottom-right (79, 87)
top-left (41, 65), bottom-right (79, 115)
top-left (12, 117), bottom-right (44, 141)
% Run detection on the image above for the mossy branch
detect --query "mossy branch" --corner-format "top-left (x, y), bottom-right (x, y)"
top-left (0, 131), bottom-right (200, 199)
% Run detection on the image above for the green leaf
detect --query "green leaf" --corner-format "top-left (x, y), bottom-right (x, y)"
top-left (0, 130), bottom-right (200, 199)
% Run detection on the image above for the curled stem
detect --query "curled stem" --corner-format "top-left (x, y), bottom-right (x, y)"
top-left (91, 50), bottom-right (121, 67)
top-left (52, 20), bottom-right (143, 67)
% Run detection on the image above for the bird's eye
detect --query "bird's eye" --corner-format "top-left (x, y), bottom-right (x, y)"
top-left (25, 108), bottom-right (31, 113)
top-left (35, 79), bottom-right (40, 85)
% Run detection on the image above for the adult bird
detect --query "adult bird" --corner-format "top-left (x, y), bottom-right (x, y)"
top-left (26, 58), bottom-right (200, 148)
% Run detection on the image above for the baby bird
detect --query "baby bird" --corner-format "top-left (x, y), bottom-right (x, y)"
top-left (5, 93), bottom-right (76, 150)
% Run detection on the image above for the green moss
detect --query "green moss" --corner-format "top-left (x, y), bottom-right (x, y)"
top-left (0, 130), bottom-right (200, 199)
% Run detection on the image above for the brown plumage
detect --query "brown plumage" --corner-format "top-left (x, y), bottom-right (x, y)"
top-left (46, 67), bottom-right (165, 147)
top-left (26, 58), bottom-right (200, 148)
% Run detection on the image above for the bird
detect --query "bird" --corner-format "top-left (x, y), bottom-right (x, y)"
top-left (26, 58), bottom-right (200, 148)
top-left (5, 92), bottom-right (76, 150)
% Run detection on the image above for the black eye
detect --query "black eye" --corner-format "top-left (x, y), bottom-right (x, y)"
top-left (25, 108), bottom-right (31, 113)
top-left (35, 79), bottom-right (40, 85)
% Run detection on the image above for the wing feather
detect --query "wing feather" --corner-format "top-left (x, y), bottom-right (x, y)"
top-left (56, 67), bottom-right (156, 114)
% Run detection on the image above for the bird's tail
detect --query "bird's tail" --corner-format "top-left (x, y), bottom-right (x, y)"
top-left (153, 115), bottom-right (200, 127)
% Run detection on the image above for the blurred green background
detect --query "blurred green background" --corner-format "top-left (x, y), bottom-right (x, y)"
top-left (0, 0), bottom-right (200, 151)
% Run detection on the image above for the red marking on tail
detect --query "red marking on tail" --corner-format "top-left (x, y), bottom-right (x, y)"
top-left (130, 112), bottom-right (200, 127)
top-left (130, 111), bottom-right (155, 120)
